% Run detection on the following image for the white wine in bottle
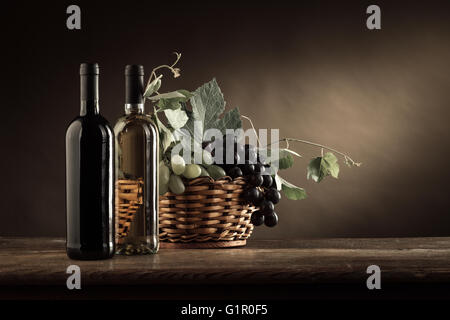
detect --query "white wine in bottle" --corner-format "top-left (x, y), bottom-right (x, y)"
top-left (114, 65), bottom-right (159, 255)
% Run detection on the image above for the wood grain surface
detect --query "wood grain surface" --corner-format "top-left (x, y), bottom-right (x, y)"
top-left (1, 237), bottom-right (450, 287)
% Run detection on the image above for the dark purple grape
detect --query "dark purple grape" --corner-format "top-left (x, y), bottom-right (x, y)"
top-left (241, 163), bottom-right (255, 175)
top-left (270, 177), bottom-right (278, 189)
top-left (228, 166), bottom-right (243, 179)
top-left (248, 173), bottom-right (263, 187)
top-left (251, 211), bottom-right (265, 226)
top-left (260, 166), bottom-right (268, 175)
top-left (244, 187), bottom-right (262, 205)
top-left (252, 189), bottom-right (264, 205)
top-left (260, 200), bottom-right (274, 215)
top-left (254, 163), bottom-right (264, 173)
top-left (266, 188), bottom-right (281, 204)
top-left (262, 175), bottom-right (273, 188)
top-left (264, 212), bottom-right (278, 227)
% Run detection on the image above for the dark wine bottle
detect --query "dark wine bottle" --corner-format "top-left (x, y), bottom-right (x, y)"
top-left (66, 63), bottom-right (115, 260)
top-left (114, 65), bottom-right (159, 255)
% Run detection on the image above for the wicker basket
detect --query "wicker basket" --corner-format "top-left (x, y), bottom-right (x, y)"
top-left (116, 176), bottom-right (257, 248)
top-left (159, 176), bottom-right (257, 248)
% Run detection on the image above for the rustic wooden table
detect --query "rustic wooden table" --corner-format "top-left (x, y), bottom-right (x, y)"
top-left (1, 237), bottom-right (450, 299)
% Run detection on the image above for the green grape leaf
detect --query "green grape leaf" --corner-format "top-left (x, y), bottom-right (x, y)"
top-left (153, 108), bottom-right (175, 152)
top-left (307, 152), bottom-right (340, 182)
top-left (182, 79), bottom-right (242, 139)
top-left (215, 107), bottom-right (243, 134)
top-left (164, 109), bottom-right (188, 129)
top-left (153, 90), bottom-right (193, 111)
top-left (143, 75), bottom-right (162, 97)
top-left (177, 89), bottom-right (194, 100)
top-left (323, 152), bottom-right (339, 178)
top-left (160, 128), bottom-right (175, 152)
top-left (157, 98), bottom-right (181, 110)
top-left (279, 176), bottom-right (307, 200)
top-left (307, 157), bottom-right (322, 182)
top-left (279, 153), bottom-right (294, 170)
top-left (265, 148), bottom-right (299, 170)
top-left (149, 91), bottom-right (187, 101)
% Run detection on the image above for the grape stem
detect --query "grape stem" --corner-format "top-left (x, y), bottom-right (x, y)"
top-left (145, 52), bottom-right (182, 96)
top-left (271, 138), bottom-right (361, 167)
top-left (241, 115), bottom-right (361, 167)
top-left (241, 115), bottom-right (261, 146)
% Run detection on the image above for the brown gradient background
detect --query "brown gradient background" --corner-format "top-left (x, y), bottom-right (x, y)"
top-left (1, 0), bottom-right (450, 238)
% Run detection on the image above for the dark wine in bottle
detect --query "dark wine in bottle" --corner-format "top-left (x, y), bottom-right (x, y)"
top-left (66, 63), bottom-right (115, 260)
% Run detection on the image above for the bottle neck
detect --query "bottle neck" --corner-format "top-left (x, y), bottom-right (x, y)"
top-left (80, 73), bottom-right (99, 116)
top-left (125, 66), bottom-right (144, 106)
top-left (125, 103), bottom-right (144, 115)
top-left (80, 100), bottom-right (100, 115)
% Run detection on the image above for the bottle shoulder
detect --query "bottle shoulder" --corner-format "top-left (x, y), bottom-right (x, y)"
top-left (66, 114), bottom-right (113, 137)
top-left (68, 114), bottom-right (112, 126)
top-left (114, 113), bottom-right (157, 133)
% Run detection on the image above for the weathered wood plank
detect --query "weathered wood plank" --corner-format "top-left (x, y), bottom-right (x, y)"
top-left (1, 237), bottom-right (450, 286)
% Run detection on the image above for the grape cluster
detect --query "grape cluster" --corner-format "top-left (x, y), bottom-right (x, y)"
top-left (243, 164), bottom-right (280, 228)
top-left (159, 154), bottom-right (226, 196)
top-left (205, 134), bottom-right (281, 227)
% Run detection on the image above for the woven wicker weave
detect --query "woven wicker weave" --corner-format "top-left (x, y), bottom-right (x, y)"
top-left (115, 178), bottom-right (144, 244)
top-left (159, 176), bottom-right (257, 243)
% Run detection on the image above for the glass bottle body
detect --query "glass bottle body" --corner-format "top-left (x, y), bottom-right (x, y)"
top-left (114, 107), bottom-right (159, 255)
top-left (66, 101), bottom-right (115, 260)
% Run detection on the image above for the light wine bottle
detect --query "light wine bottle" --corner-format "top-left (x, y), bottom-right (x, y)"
top-left (66, 63), bottom-right (115, 260)
top-left (114, 65), bottom-right (159, 255)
